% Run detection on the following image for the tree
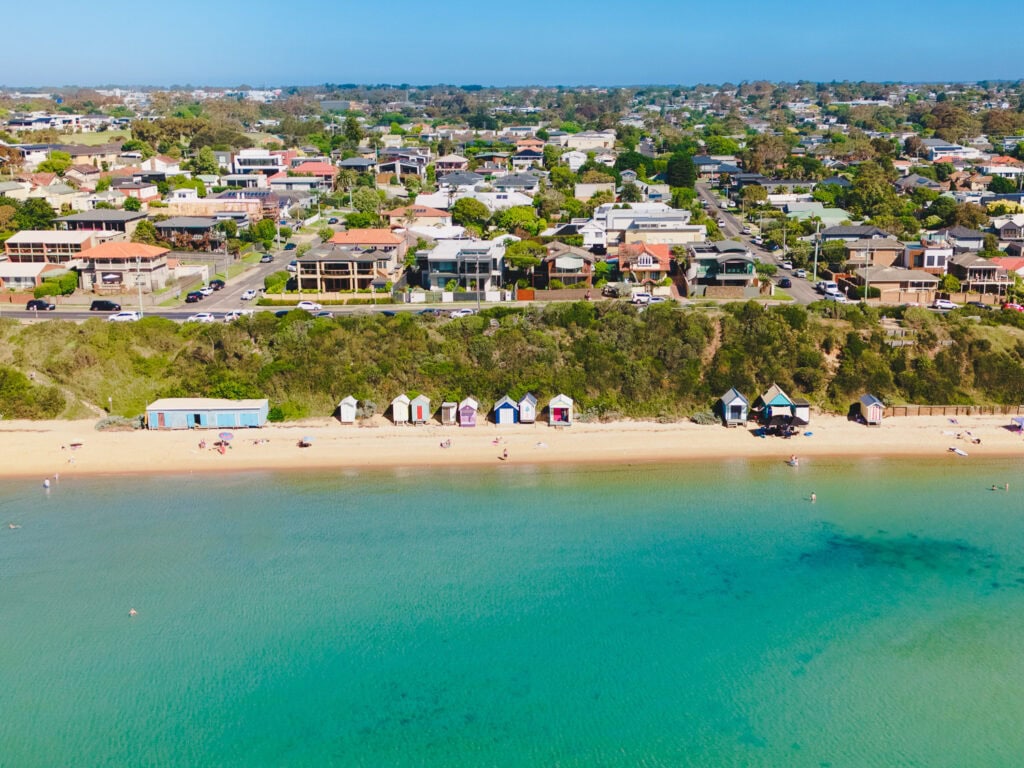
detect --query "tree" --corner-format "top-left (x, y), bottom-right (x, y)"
top-left (939, 273), bottom-right (961, 292)
top-left (927, 196), bottom-right (957, 226)
top-left (665, 151), bottom-right (696, 188)
top-left (743, 134), bottom-right (790, 174)
top-left (218, 219), bottom-right (238, 239)
top-left (351, 187), bottom-right (382, 216)
top-left (123, 197), bottom-right (142, 212)
top-left (503, 240), bottom-right (545, 271)
top-left (451, 197), bottom-right (491, 229)
top-left (620, 182), bottom-right (643, 203)
top-left (904, 135), bottom-right (925, 158)
top-left (989, 176), bottom-right (1017, 194)
top-left (543, 145), bottom-right (562, 170)
top-left (343, 115), bottom-right (364, 145)
top-left (952, 202), bottom-right (989, 229)
top-left (191, 146), bottom-right (220, 175)
top-left (581, 169), bottom-right (614, 184)
top-left (14, 198), bottom-right (55, 230)
top-left (131, 219), bottom-right (160, 245)
top-left (95, 177), bottom-right (111, 192)
top-left (37, 151), bottom-right (72, 175)
top-left (318, 226), bottom-right (334, 242)
top-left (494, 205), bottom-right (540, 236)
top-left (740, 184), bottom-right (768, 207)
top-left (703, 136), bottom-right (741, 155)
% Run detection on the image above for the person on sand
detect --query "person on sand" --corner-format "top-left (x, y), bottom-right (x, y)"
top-left (501, 448), bottom-right (509, 461)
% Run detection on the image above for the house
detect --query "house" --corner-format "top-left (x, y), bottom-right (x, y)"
top-left (619, 242), bottom-right (672, 286)
top-left (493, 395), bottom-right (519, 425)
top-left (422, 238), bottom-right (509, 291)
top-left (338, 396), bottom-right (358, 425)
top-left (717, 388), bottom-right (749, 427)
top-left (410, 395), bottom-right (431, 424)
top-left (566, 130), bottom-right (616, 151)
top-left (492, 172), bottom-right (543, 195)
top-left (328, 228), bottom-right (407, 260)
top-left (858, 394), bottom-right (884, 426)
top-left (440, 401), bottom-right (458, 426)
top-left (437, 171), bottom-right (484, 190)
top-left (687, 241), bottom-right (758, 288)
top-left (542, 242), bottom-right (596, 288)
top-left (753, 384), bottom-right (794, 422)
top-left (518, 393), bottom-right (537, 424)
top-left (548, 394), bottom-right (574, 426)
top-left (145, 398), bottom-right (269, 430)
top-left (337, 157), bottom-right (377, 174)
top-left (947, 253), bottom-right (1010, 295)
top-left (4, 231), bottom-right (97, 264)
top-left (289, 161), bottom-right (337, 189)
top-left (510, 149), bottom-right (544, 171)
top-left (112, 179), bottom-right (161, 203)
top-left (296, 245), bottom-right (400, 294)
top-left (140, 155), bottom-right (182, 174)
top-left (561, 150), bottom-right (587, 173)
top-left (851, 265), bottom-right (939, 302)
top-left (391, 394), bottom-right (411, 425)
top-left (574, 182), bottom-right (616, 201)
top-left (0, 261), bottom-right (66, 291)
top-left (55, 209), bottom-right (148, 237)
top-left (385, 205), bottom-right (452, 228)
top-left (65, 163), bottom-right (102, 188)
top-left (988, 256), bottom-right (1024, 277)
top-left (458, 397), bottom-right (478, 427)
top-left (894, 174), bottom-right (944, 195)
top-left (940, 226), bottom-right (986, 253)
top-left (844, 238), bottom-right (905, 269)
top-left (154, 217), bottom-right (223, 251)
top-left (995, 217), bottom-right (1024, 241)
top-left (902, 235), bottom-right (954, 275)
top-left (434, 154), bottom-right (469, 175)
top-left (820, 225), bottom-right (894, 243)
top-left (269, 174), bottom-right (320, 194)
top-left (231, 148), bottom-right (287, 176)
top-left (79, 241), bottom-right (170, 294)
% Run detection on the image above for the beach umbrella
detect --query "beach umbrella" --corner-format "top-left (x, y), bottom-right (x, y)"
top-left (302, 436), bottom-right (315, 443)
top-left (219, 432), bottom-right (234, 441)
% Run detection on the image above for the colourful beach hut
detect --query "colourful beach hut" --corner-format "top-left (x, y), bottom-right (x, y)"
top-left (493, 395), bottom-right (519, 425)
top-left (791, 398), bottom-right (811, 426)
top-left (518, 393), bottom-right (538, 424)
top-left (754, 384), bottom-right (793, 423)
top-left (391, 394), bottom-right (410, 425)
top-left (548, 394), bottom-right (574, 426)
top-left (458, 397), bottom-right (479, 427)
top-left (410, 394), bottom-right (431, 425)
top-left (858, 393), bottom-right (884, 426)
top-left (717, 388), bottom-right (749, 427)
top-left (145, 398), bottom-right (269, 430)
top-left (440, 401), bottom-right (458, 426)
top-left (337, 396), bottom-right (358, 425)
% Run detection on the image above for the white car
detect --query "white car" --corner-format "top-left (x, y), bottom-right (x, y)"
top-left (823, 291), bottom-right (848, 304)
top-left (241, 289), bottom-right (257, 301)
top-left (296, 301), bottom-right (323, 311)
top-left (933, 299), bottom-right (960, 311)
top-left (647, 296), bottom-right (669, 304)
top-left (631, 293), bottom-right (653, 305)
top-left (793, 269), bottom-right (807, 278)
top-left (186, 312), bottom-right (217, 323)
top-left (198, 286), bottom-right (215, 296)
top-left (286, 261), bottom-right (298, 272)
top-left (224, 309), bottom-right (255, 322)
top-left (779, 260), bottom-right (794, 270)
top-left (449, 308), bottom-right (475, 318)
top-left (107, 311), bottom-right (140, 322)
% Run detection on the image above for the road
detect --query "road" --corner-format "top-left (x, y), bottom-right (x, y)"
top-left (695, 182), bottom-right (821, 304)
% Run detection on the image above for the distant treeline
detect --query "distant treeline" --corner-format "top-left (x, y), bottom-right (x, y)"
top-left (1, 302), bottom-right (1024, 422)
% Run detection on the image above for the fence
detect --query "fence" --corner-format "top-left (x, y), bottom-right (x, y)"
top-left (884, 404), bottom-right (1024, 418)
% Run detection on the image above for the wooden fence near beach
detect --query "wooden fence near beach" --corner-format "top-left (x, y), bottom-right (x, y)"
top-left (883, 404), bottom-right (1024, 418)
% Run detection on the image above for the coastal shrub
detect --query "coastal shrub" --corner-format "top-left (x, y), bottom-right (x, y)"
top-left (95, 415), bottom-right (143, 431)
top-left (0, 366), bottom-right (65, 419)
top-left (690, 410), bottom-right (719, 425)
top-left (34, 272), bottom-right (78, 298)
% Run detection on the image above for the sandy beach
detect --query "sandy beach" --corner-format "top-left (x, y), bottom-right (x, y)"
top-left (1, 412), bottom-right (1022, 479)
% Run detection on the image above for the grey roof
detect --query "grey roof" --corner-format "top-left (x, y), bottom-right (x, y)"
top-left (719, 387), bottom-right (749, 405)
top-left (821, 225), bottom-right (893, 238)
top-left (154, 216), bottom-right (219, 229)
top-left (493, 172), bottom-right (542, 188)
top-left (820, 176), bottom-right (852, 187)
top-left (56, 210), bottom-right (147, 223)
top-left (439, 171), bottom-right (484, 186)
top-left (859, 393), bottom-right (884, 407)
top-left (338, 157), bottom-right (376, 168)
top-left (854, 265), bottom-right (939, 283)
top-left (943, 226), bottom-right (986, 239)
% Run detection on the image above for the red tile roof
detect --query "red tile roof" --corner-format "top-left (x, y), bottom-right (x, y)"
top-left (291, 161), bottom-right (337, 177)
top-left (329, 229), bottom-right (403, 246)
top-left (385, 205), bottom-right (450, 218)
top-left (83, 242), bottom-right (169, 261)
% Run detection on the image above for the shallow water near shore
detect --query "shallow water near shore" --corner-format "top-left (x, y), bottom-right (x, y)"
top-left (2, 457), bottom-right (1024, 766)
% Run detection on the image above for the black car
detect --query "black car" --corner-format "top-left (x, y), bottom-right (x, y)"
top-left (967, 300), bottom-right (993, 311)
top-left (601, 285), bottom-right (620, 298)
top-left (260, 254), bottom-right (274, 263)
top-left (90, 300), bottom-right (121, 312)
top-left (185, 291), bottom-right (204, 303)
top-left (283, 243), bottom-right (297, 251)
top-left (209, 279), bottom-right (226, 291)
top-left (26, 299), bottom-right (56, 311)
top-left (327, 217), bottom-right (339, 224)
top-left (778, 278), bottom-right (792, 288)
top-left (275, 310), bottom-right (290, 318)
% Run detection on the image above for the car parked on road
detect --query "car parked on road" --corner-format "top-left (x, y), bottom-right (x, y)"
top-left (107, 311), bottom-right (140, 322)
top-left (601, 285), bottom-right (620, 298)
top-left (26, 299), bottom-right (56, 311)
top-left (966, 300), bottom-right (993, 311)
top-left (286, 261), bottom-right (298, 272)
top-left (314, 310), bottom-right (333, 318)
top-left (90, 300), bottom-right (121, 312)
top-left (185, 291), bottom-right (203, 303)
top-left (223, 309), bottom-right (255, 322)
top-left (779, 260), bottom-right (794, 270)
top-left (823, 292), bottom-right (849, 304)
top-left (327, 217), bottom-right (339, 224)
top-left (933, 299), bottom-right (960, 311)
top-left (793, 269), bottom-right (807, 278)
top-left (241, 289), bottom-right (258, 301)
top-left (284, 243), bottom-right (297, 251)
top-left (185, 312), bottom-right (217, 323)
top-left (631, 293), bottom-right (653, 305)
top-left (741, 225), bottom-right (752, 235)
top-left (296, 301), bottom-right (323, 311)
top-left (209, 279), bottom-right (225, 291)
top-left (647, 296), bottom-right (669, 304)
top-left (450, 308), bottom-right (475, 318)
top-left (1001, 302), bottom-right (1023, 312)
top-left (778, 278), bottom-right (792, 288)
top-left (260, 254), bottom-right (274, 263)
top-left (198, 286), bottom-right (215, 296)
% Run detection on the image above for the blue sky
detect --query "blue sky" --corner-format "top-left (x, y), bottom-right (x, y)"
top-left (6, 0), bottom-right (1019, 87)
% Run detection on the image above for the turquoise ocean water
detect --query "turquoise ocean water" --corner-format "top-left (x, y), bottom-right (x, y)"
top-left (2, 457), bottom-right (1024, 767)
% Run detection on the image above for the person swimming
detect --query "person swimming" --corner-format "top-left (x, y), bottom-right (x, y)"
top-left (810, 492), bottom-right (817, 503)
top-left (789, 455), bottom-right (799, 467)
top-left (129, 609), bottom-right (138, 617)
